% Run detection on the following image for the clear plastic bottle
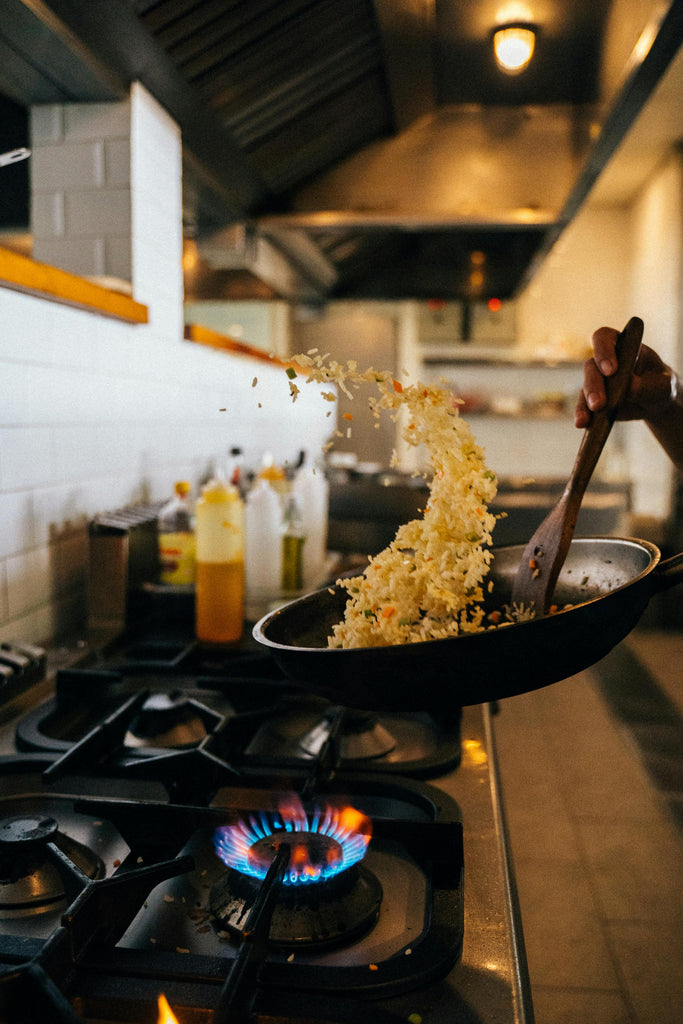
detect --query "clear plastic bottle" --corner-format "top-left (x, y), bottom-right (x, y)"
top-left (158, 481), bottom-right (196, 585)
top-left (194, 473), bottom-right (244, 643)
top-left (257, 452), bottom-right (288, 498)
top-left (292, 458), bottom-right (329, 588)
top-left (281, 493), bottom-right (306, 592)
top-left (245, 478), bottom-right (283, 620)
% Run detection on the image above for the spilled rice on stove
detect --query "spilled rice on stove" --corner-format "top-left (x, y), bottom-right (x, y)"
top-left (282, 353), bottom-right (506, 648)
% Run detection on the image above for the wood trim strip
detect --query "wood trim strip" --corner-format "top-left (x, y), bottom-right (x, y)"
top-left (0, 246), bottom-right (148, 324)
top-left (184, 322), bottom-right (284, 364)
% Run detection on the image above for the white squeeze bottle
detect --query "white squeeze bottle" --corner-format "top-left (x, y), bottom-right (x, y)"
top-left (194, 472), bottom-right (244, 643)
top-left (292, 457), bottom-right (329, 589)
top-left (245, 478), bottom-right (283, 620)
top-left (158, 481), bottom-right (195, 585)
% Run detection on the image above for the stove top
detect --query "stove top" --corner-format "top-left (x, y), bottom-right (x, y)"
top-left (16, 635), bottom-right (462, 780)
top-left (0, 756), bottom-right (463, 1022)
top-left (0, 621), bottom-right (533, 1024)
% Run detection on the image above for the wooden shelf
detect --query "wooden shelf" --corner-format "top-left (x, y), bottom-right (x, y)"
top-left (183, 322), bottom-right (280, 363)
top-left (184, 323), bottom-right (309, 375)
top-left (0, 246), bottom-right (148, 324)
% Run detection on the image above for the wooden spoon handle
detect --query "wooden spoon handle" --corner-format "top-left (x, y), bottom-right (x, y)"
top-left (566, 316), bottom-right (643, 502)
top-left (511, 317), bottom-right (643, 614)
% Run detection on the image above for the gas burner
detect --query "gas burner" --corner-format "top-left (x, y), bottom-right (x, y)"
top-left (299, 709), bottom-right (397, 760)
top-left (211, 797), bottom-right (380, 949)
top-left (0, 814), bottom-right (104, 918)
top-left (124, 692), bottom-right (210, 748)
top-left (245, 699), bottom-right (462, 776)
top-left (210, 859), bottom-right (382, 951)
top-left (214, 798), bottom-right (371, 885)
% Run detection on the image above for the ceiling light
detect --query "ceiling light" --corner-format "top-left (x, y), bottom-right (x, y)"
top-left (493, 24), bottom-right (536, 74)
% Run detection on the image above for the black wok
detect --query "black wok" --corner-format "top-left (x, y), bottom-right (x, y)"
top-left (253, 537), bottom-right (683, 710)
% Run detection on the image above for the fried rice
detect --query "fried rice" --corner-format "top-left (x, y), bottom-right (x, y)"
top-left (287, 354), bottom-right (498, 648)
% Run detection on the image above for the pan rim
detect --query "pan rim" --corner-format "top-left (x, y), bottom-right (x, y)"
top-left (252, 535), bottom-right (661, 655)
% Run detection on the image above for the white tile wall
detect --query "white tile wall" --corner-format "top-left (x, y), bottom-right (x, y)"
top-left (31, 94), bottom-right (134, 281)
top-left (1, 85), bottom-right (333, 647)
top-left (0, 286), bottom-right (333, 647)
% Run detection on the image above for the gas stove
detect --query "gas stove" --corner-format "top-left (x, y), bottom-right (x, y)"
top-left (0, 617), bottom-right (533, 1024)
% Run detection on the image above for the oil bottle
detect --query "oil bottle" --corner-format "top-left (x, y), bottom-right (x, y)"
top-left (194, 472), bottom-right (244, 643)
top-left (281, 492), bottom-right (306, 593)
top-left (158, 481), bottom-right (195, 585)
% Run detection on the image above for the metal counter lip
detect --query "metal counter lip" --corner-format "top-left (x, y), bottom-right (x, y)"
top-left (484, 701), bottom-right (535, 1023)
top-left (1, 643), bottom-right (535, 1023)
top-left (413, 700), bottom-right (535, 1024)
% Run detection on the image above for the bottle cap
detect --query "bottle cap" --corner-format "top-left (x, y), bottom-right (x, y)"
top-left (175, 481), bottom-right (191, 496)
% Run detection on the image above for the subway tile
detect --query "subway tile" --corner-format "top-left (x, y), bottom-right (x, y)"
top-left (0, 599), bottom-right (56, 647)
top-left (32, 237), bottom-right (105, 279)
top-left (0, 290), bottom-right (56, 363)
top-left (64, 188), bottom-right (131, 239)
top-left (31, 191), bottom-right (65, 239)
top-left (6, 546), bottom-right (52, 620)
top-left (0, 490), bottom-right (35, 558)
top-left (63, 101), bottom-right (130, 142)
top-left (26, 365), bottom-right (88, 424)
top-left (52, 425), bottom-right (102, 483)
top-left (103, 235), bottom-right (132, 282)
top-left (104, 138), bottom-right (131, 187)
top-left (30, 105), bottom-right (64, 145)
top-left (0, 363), bottom-right (31, 424)
top-left (0, 564), bottom-right (7, 623)
top-left (49, 302), bottom-right (101, 371)
top-left (0, 427), bottom-right (55, 490)
top-left (31, 141), bottom-right (105, 191)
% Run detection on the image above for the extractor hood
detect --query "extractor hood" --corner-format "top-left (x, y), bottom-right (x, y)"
top-left (0, 0), bottom-right (682, 302)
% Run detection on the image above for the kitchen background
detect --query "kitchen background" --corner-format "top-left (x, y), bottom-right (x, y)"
top-left (0, 1), bottom-right (681, 649)
top-left (0, 6), bottom-right (682, 1022)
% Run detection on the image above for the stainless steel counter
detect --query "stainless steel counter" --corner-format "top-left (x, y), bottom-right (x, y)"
top-left (379, 702), bottom-right (534, 1024)
top-left (0, 645), bottom-right (534, 1023)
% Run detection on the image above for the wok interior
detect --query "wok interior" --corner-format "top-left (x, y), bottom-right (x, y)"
top-left (259, 538), bottom-right (658, 651)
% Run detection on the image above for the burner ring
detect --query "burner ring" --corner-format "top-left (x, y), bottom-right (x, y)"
top-left (0, 815), bottom-right (59, 849)
top-left (210, 862), bottom-right (383, 950)
top-left (248, 832), bottom-right (344, 882)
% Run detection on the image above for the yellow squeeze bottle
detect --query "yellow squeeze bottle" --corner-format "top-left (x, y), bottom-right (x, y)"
top-left (194, 474), bottom-right (244, 643)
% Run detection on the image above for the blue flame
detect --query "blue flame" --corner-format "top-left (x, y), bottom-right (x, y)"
top-left (214, 803), bottom-right (370, 886)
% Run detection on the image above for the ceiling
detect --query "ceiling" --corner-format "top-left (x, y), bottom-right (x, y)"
top-left (0, 0), bottom-right (682, 302)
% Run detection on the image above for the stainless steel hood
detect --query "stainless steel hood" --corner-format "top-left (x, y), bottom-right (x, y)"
top-left (1, 0), bottom-right (682, 301)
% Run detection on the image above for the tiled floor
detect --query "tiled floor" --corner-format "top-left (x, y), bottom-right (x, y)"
top-left (492, 625), bottom-right (683, 1024)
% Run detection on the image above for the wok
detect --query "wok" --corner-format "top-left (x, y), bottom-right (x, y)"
top-left (253, 537), bottom-right (683, 710)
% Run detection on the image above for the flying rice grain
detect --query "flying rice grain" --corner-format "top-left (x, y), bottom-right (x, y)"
top-left (285, 354), bottom-right (499, 648)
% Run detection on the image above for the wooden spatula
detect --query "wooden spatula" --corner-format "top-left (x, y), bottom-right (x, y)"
top-left (511, 316), bottom-right (644, 616)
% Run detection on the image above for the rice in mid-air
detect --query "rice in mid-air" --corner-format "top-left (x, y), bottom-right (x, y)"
top-left (286, 355), bottom-right (498, 648)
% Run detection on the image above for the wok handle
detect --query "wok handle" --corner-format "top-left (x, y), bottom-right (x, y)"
top-left (654, 551), bottom-right (683, 592)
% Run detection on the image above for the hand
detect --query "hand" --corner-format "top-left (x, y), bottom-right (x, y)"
top-left (575, 327), bottom-right (676, 428)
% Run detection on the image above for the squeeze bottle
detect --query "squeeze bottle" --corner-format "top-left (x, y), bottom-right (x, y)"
top-left (292, 461), bottom-right (329, 588)
top-left (194, 474), bottom-right (244, 643)
top-left (245, 478), bottom-right (283, 620)
top-left (158, 481), bottom-right (195, 585)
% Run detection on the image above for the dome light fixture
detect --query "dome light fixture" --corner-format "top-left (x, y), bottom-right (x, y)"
top-left (493, 23), bottom-right (536, 74)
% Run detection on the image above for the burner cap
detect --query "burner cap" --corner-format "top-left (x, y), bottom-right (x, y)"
top-left (299, 710), bottom-right (397, 761)
top-left (0, 815), bottom-right (59, 848)
top-left (210, 862), bottom-right (383, 950)
top-left (125, 692), bottom-right (209, 749)
top-left (0, 816), bottom-right (105, 919)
